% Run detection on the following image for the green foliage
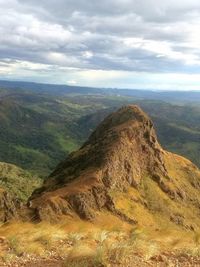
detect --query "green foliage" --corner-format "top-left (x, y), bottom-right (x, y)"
top-left (0, 88), bottom-right (199, 178)
top-left (0, 162), bottom-right (42, 202)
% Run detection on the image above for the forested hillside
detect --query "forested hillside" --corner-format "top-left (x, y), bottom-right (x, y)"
top-left (0, 84), bottom-right (199, 177)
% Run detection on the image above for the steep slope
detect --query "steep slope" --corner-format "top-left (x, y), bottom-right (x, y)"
top-left (0, 96), bottom-right (80, 176)
top-left (75, 101), bottom-right (200, 168)
top-left (29, 106), bottom-right (200, 231)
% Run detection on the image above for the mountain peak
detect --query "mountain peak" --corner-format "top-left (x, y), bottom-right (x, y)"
top-left (44, 105), bottom-right (166, 190)
top-left (93, 105), bottom-right (150, 129)
top-left (85, 105), bottom-right (152, 144)
top-left (29, 106), bottom-right (200, 231)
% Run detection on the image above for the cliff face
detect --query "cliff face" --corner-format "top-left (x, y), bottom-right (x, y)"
top-left (29, 106), bottom-right (200, 230)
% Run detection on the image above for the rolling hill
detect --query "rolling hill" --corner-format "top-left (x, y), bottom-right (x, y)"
top-left (0, 83), bottom-right (199, 177)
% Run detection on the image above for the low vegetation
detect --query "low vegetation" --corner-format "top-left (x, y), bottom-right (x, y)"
top-left (0, 162), bottom-right (42, 202)
top-left (0, 218), bottom-right (200, 266)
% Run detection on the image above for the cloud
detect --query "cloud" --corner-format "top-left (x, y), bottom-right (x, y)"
top-left (0, 0), bottom-right (200, 89)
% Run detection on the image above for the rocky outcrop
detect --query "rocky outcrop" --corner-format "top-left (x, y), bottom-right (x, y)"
top-left (29, 105), bottom-right (200, 228)
top-left (0, 189), bottom-right (19, 222)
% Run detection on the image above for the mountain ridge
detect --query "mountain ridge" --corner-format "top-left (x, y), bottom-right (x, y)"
top-left (28, 105), bottom-right (200, 231)
top-left (1, 80), bottom-right (200, 102)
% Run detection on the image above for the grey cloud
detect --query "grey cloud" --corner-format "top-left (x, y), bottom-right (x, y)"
top-left (18, 0), bottom-right (200, 23)
top-left (0, 0), bottom-right (200, 77)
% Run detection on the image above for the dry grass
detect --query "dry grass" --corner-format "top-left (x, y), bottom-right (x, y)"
top-left (0, 218), bottom-right (199, 266)
top-left (0, 219), bottom-right (142, 264)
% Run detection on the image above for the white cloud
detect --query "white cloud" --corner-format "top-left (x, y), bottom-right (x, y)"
top-left (82, 51), bottom-right (93, 59)
top-left (124, 37), bottom-right (200, 65)
top-left (0, 0), bottom-right (200, 89)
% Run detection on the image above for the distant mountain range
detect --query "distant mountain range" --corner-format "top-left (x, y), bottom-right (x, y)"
top-left (0, 80), bottom-right (200, 103)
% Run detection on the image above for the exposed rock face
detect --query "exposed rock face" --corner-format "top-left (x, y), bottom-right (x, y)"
top-left (29, 106), bottom-right (200, 229)
top-left (0, 189), bottom-right (19, 222)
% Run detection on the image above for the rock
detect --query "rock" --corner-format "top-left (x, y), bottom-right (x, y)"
top-left (0, 189), bottom-right (19, 222)
top-left (28, 105), bottom-right (200, 227)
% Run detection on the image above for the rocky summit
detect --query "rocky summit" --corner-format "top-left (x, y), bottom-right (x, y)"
top-left (29, 105), bottom-right (200, 231)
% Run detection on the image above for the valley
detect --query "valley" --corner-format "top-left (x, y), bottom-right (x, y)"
top-left (0, 82), bottom-right (200, 266)
top-left (1, 0), bottom-right (200, 265)
top-left (0, 82), bottom-right (199, 177)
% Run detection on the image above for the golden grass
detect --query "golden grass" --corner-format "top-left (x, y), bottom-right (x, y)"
top-left (0, 217), bottom-right (199, 266)
top-left (1, 151), bottom-right (200, 264)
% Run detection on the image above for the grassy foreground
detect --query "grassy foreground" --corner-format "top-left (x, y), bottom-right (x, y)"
top-left (1, 215), bottom-right (200, 266)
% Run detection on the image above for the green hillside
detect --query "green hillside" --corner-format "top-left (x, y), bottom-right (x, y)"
top-left (0, 88), bottom-right (199, 177)
top-left (0, 162), bottom-right (42, 202)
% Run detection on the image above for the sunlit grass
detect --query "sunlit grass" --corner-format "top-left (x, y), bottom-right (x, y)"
top-left (0, 218), bottom-right (198, 265)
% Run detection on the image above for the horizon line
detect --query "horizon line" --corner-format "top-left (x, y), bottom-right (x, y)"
top-left (0, 78), bottom-right (200, 93)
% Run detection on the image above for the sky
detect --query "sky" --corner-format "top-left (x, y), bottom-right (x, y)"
top-left (1, 0), bottom-right (200, 90)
